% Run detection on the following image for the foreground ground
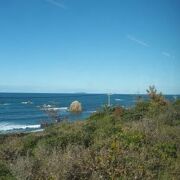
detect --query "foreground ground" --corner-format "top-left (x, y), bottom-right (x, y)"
top-left (0, 87), bottom-right (180, 179)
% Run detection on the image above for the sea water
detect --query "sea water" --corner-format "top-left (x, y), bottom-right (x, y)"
top-left (0, 93), bottom-right (178, 134)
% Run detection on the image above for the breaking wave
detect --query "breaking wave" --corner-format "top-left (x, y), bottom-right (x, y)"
top-left (41, 105), bottom-right (68, 111)
top-left (0, 123), bottom-right (41, 132)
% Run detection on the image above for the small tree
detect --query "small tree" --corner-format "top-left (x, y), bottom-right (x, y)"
top-left (146, 86), bottom-right (168, 131)
top-left (146, 85), bottom-right (167, 106)
top-left (102, 104), bottom-right (114, 114)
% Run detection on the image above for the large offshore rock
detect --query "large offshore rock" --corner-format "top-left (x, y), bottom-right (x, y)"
top-left (69, 101), bottom-right (82, 112)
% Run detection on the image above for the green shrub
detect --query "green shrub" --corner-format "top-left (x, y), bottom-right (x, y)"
top-left (82, 121), bottom-right (97, 147)
top-left (147, 85), bottom-right (167, 106)
top-left (153, 143), bottom-right (177, 159)
top-left (173, 99), bottom-right (180, 120)
top-left (21, 134), bottom-right (41, 155)
top-left (0, 163), bottom-right (15, 180)
top-left (0, 136), bottom-right (24, 161)
top-left (173, 99), bottom-right (180, 109)
top-left (88, 111), bottom-right (106, 121)
top-left (134, 101), bottom-right (150, 117)
top-left (102, 104), bottom-right (114, 114)
top-left (118, 130), bottom-right (145, 149)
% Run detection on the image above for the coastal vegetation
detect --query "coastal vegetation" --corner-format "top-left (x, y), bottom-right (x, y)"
top-left (0, 86), bottom-right (180, 179)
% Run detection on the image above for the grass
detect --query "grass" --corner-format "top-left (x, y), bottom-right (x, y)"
top-left (0, 87), bottom-right (180, 179)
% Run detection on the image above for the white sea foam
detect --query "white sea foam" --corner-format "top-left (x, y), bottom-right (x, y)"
top-left (30, 129), bottom-right (44, 133)
top-left (87, 110), bottom-right (96, 113)
top-left (0, 103), bottom-right (11, 106)
top-left (21, 102), bottom-right (28, 104)
top-left (115, 99), bottom-right (123, 101)
top-left (0, 123), bottom-right (41, 131)
top-left (50, 107), bottom-right (68, 111)
top-left (41, 104), bottom-right (53, 110)
top-left (43, 104), bottom-right (52, 108)
top-left (59, 107), bottom-right (68, 110)
top-left (21, 101), bottom-right (33, 105)
top-left (41, 105), bottom-right (68, 111)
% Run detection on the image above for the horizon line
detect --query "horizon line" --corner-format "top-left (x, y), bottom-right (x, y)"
top-left (0, 91), bottom-right (179, 96)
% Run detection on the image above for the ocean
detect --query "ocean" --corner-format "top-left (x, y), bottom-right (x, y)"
top-left (0, 93), bottom-right (178, 134)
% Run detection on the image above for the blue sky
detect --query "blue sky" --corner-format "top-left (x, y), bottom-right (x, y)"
top-left (0, 0), bottom-right (180, 94)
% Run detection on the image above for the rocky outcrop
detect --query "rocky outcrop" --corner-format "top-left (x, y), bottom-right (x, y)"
top-left (69, 101), bottom-right (82, 112)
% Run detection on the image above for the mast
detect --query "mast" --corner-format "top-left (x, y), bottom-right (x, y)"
top-left (108, 93), bottom-right (112, 106)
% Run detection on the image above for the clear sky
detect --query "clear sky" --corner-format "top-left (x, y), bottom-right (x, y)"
top-left (0, 0), bottom-right (180, 94)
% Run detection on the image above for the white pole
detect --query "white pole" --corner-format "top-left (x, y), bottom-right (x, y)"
top-left (108, 94), bottom-right (111, 106)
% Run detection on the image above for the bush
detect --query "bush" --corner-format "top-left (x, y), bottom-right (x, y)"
top-left (0, 163), bottom-right (15, 180)
top-left (21, 134), bottom-right (41, 155)
top-left (153, 143), bottom-right (177, 159)
top-left (147, 85), bottom-right (167, 106)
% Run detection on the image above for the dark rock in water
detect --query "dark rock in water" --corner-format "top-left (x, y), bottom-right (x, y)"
top-left (40, 122), bottom-right (52, 128)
